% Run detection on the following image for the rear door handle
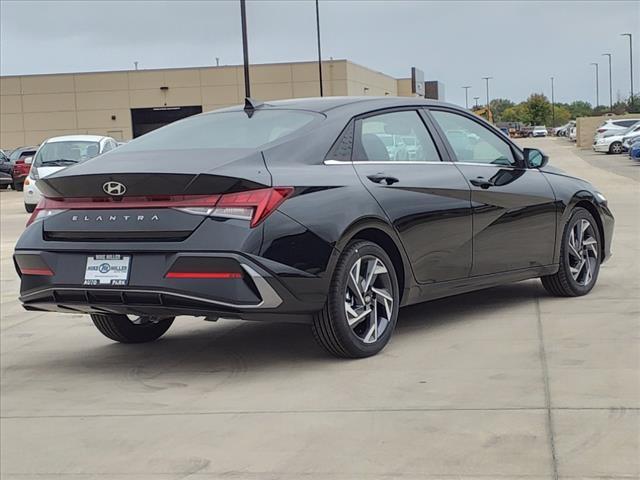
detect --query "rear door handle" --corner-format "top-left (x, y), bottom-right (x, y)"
top-left (367, 173), bottom-right (399, 185)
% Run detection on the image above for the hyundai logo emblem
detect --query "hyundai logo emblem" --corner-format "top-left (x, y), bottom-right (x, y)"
top-left (103, 181), bottom-right (126, 196)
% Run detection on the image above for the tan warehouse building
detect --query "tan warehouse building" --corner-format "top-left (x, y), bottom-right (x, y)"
top-left (0, 59), bottom-right (440, 150)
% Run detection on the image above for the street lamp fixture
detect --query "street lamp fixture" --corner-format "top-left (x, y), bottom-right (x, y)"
top-left (621, 33), bottom-right (634, 108)
top-left (590, 62), bottom-right (599, 107)
top-left (602, 53), bottom-right (613, 111)
top-left (550, 77), bottom-right (555, 127)
top-left (481, 77), bottom-right (492, 108)
top-left (462, 86), bottom-right (471, 109)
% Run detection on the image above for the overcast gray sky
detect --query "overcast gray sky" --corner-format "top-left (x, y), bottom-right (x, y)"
top-left (1, 0), bottom-right (638, 107)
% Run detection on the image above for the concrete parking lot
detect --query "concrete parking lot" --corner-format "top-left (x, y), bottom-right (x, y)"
top-left (1, 137), bottom-right (638, 479)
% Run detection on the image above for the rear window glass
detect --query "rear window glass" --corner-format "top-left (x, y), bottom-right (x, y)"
top-left (34, 141), bottom-right (100, 167)
top-left (118, 110), bottom-right (320, 152)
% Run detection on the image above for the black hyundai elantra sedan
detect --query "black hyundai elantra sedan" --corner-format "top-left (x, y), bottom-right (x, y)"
top-left (14, 97), bottom-right (614, 357)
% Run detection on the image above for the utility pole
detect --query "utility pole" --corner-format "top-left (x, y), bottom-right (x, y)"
top-left (240, 0), bottom-right (251, 98)
top-left (621, 33), bottom-right (634, 108)
top-left (134, 61), bottom-right (138, 71)
top-left (462, 86), bottom-right (471, 109)
top-left (602, 53), bottom-right (613, 111)
top-left (550, 77), bottom-right (555, 127)
top-left (473, 96), bottom-right (480, 108)
top-left (482, 76), bottom-right (492, 108)
top-left (590, 62), bottom-right (599, 107)
top-left (315, 0), bottom-right (323, 97)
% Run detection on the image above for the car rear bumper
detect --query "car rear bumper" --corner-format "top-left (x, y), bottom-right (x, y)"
top-left (15, 249), bottom-right (325, 322)
top-left (592, 144), bottom-right (610, 152)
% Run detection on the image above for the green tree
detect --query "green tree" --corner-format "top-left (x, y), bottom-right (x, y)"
top-left (567, 101), bottom-right (593, 118)
top-left (552, 105), bottom-right (571, 126)
top-left (525, 94), bottom-right (552, 125)
top-left (501, 103), bottom-right (528, 123)
top-left (489, 98), bottom-right (515, 121)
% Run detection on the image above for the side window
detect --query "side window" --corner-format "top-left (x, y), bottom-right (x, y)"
top-left (431, 110), bottom-right (516, 166)
top-left (101, 140), bottom-right (113, 153)
top-left (356, 111), bottom-right (441, 162)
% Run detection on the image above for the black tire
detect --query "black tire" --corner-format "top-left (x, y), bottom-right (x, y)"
top-left (312, 240), bottom-right (400, 358)
top-left (0, 184), bottom-right (8, 190)
top-left (13, 182), bottom-right (24, 192)
top-left (90, 314), bottom-right (174, 343)
top-left (608, 141), bottom-right (623, 154)
top-left (24, 203), bottom-right (36, 213)
top-left (541, 207), bottom-right (601, 297)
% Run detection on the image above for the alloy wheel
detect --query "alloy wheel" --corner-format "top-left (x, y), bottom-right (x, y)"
top-left (344, 255), bottom-right (394, 344)
top-left (610, 142), bottom-right (623, 154)
top-left (129, 315), bottom-right (163, 325)
top-left (567, 219), bottom-right (598, 286)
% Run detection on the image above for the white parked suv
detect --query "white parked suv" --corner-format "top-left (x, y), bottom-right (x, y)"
top-left (531, 126), bottom-right (547, 137)
top-left (24, 135), bottom-right (118, 212)
top-left (593, 122), bottom-right (640, 154)
top-left (594, 118), bottom-right (640, 141)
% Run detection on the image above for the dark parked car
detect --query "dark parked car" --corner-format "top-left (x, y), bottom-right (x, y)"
top-left (14, 97), bottom-right (614, 358)
top-left (0, 150), bottom-right (13, 188)
top-left (8, 146), bottom-right (38, 191)
top-left (0, 150), bottom-right (12, 189)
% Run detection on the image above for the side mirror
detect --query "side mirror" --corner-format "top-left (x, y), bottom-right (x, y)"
top-left (523, 148), bottom-right (548, 168)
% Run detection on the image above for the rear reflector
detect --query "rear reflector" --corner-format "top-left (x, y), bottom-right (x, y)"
top-left (20, 268), bottom-right (54, 276)
top-left (165, 272), bottom-right (242, 279)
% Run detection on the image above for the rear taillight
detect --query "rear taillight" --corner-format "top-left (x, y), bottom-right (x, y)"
top-left (597, 128), bottom-right (606, 133)
top-left (26, 202), bottom-right (67, 227)
top-left (175, 187), bottom-right (294, 227)
top-left (214, 187), bottom-right (294, 227)
top-left (26, 188), bottom-right (294, 229)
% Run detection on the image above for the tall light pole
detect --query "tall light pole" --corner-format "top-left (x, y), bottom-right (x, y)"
top-left (602, 53), bottom-right (613, 111)
top-left (621, 33), bottom-right (634, 107)
top-left (590, 62), bottom-right (599, 107)
top-left (315, 0), bottom-right (323, 97)
top-left (462, 86), bottom-right (471, 109)
top-left (240, 0), bottom-right (251, 98)
top-left (482, 76), bottom-right (492, 108)
top-left (550, 77), bottom-right (555, 127)
top-left (473, 96), bottom-right (480, 108)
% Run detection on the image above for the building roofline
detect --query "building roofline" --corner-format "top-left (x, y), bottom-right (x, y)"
top-left (1, 59), bottom-right (355, 79)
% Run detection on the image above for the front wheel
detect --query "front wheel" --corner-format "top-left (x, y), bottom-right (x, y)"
top-left (312, 240), bottom-right (399, 358)
top-left (90, 314), bottom-right (174, 343)
top-left (609, 141), bottom-right (623, 154)
top-left (541, 207), bottom-right (601, 297)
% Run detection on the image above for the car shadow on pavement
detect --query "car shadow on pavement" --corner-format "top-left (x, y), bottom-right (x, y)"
top-left (26, 280), bottom-right (547, 377)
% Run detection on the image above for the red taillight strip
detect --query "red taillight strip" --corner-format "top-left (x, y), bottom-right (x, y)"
top-left (37, 194), bottom-right (222, 210)
top-left (21, 268), bottom-right (54, 276)
top-left (165, 272), bottom-right (243, 279)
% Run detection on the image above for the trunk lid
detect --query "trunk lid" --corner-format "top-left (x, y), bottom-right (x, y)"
top-left (36, 149), bottom-right (271, 241)
top-left (36, 149), bottom-right (271, 198)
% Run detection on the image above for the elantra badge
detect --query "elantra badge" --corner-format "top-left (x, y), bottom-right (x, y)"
top-left (103, 181), bottom-right (126, 196)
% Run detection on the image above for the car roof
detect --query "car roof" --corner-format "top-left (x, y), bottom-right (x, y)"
top-left (44, 135), bottom-right (110, 143)
top-left (208, 96), bottom-right (463, 115)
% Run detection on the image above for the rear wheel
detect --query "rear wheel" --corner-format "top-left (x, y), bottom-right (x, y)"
top-left (312, 240), bottom-right (399, 358)
top-left (0, 184), bottom-right (8, 190)
top-left (24, 203), bottom-right (36, 213)
top-left (609, 141), bottom-right (623, 154)
top-left (90, 314), bottom-right (174, 343)
top-left (541, 207), bottom-right (600, 297)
